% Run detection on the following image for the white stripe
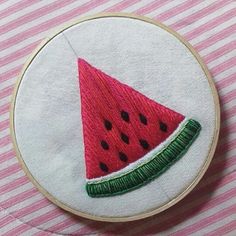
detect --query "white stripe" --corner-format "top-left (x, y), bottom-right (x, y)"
top-left (214, 70), bottom-right (236, 83)
top-left (146, 0), bottom-right (187, 18)
top-left (60, 223), bottom-right (88, 234)
top-left (164, 0), bottom-right (217, 26)
top-left (0, 31), bottom-right (46, 57)
top-left (123, 0), bottom-right (155, 12)
top-left (0, 0), bottom-right (20, 14)
top-left (190, 18), bottom-right (235, 45)
top-left (200, 36), bottom-right (235, 56)
top-left (179, 3), bottom-right (235, 34)
top-left (0, 157), bottom-right (16, 171)
top-left (0, 129), bottom-right (10, 139)
top-left (0, 170), bottom-right (24, 188)
top-left (196, 215), bottom-right (236, 236)
top-left (0, 0), bottom-right (52, 27)
top-left (0, 0), bottom-right (90, 41)
top-left (0, 182), bottom-right (34, 203)
top-left (0, 113), bottom-right (9, 123)
top-left (37, 214), bottom-right (68, 229)
top-left (1, 57), bottom-right (29, 74)
top-left (20, 204), bottom-right (56, 223)
top-left (223, 101), bottom-right (236, 112)
top-left (6, 194), bottom-right (44, 212)
top-left (0, 78), bottom-right (17, 90)
top-left (0, 143), bottom-right (13, 154)
top-left (225, 229), bottom-right (236, 236)
top-left (0, 97), bottom-right (12, 107)
top-left (219, 82), bottom-right (236, 95)
top-left (207, 50), bottom-right (236, 69)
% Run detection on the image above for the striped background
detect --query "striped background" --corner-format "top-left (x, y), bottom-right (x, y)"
top-left (0, 0), bottom-right (235, 235)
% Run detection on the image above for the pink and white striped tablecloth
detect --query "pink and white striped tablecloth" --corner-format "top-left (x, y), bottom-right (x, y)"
top-left (0, 0), bottom-right (235, 235)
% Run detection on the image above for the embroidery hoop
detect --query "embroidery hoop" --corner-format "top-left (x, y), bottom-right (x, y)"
top-left (10, 13), bottom-right (220, 222)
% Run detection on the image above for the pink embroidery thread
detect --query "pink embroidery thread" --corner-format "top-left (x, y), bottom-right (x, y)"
top-left (78, 58), bottom-right (185, 179)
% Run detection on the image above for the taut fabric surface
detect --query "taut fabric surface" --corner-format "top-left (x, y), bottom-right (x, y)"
top-left (14, 17), bottom-right (215, 217)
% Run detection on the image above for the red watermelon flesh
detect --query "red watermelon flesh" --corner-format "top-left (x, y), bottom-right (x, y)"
top-left (78, 59), bottom-right (185, 179)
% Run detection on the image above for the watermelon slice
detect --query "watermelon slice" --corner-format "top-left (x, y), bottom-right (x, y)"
top-left (78, 58), bottom-right (201, 197)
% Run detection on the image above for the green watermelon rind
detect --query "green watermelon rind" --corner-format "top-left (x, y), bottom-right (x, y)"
top-left (86, 119), bottom-right (201, 197)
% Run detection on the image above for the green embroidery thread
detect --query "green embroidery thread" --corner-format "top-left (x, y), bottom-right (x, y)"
top-left (86, 119), bottom-right (201, 197)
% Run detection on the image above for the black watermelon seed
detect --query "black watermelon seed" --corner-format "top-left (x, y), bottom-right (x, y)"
top-left (121, 133), bottom-right (129, 144)
top-left (121, 110), bottom-right (130, 122)
top-left (119, 152), bottom-right (128, 162)
top-left (159, 121), bottom-right (168, 132)
top-left (139, 139), bottom-right (149, 150)
top-left (139, 113), bottom-right (147, 125)
top-left (99, 162), bottom-right (109, 172)
top-left (104, 119), bottom-right (112, 130)
top-left (101, 140), bottom-right (109, 150)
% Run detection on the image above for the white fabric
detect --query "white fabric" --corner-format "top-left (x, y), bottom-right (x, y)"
top-left (14, 17), bottom-right (216, 218)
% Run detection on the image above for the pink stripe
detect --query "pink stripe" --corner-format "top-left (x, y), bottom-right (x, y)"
top-left (0, 0), bottom-right (110, 52)
top-left (155, 0), bottom-right (202, 22)
top-left (0, 119), bottom-right (10, 132)
top-left (0, 103), bottom-right (10, 115)
top-left (0, 0), bottom-right (77, 36)
top-left (0, 149), bottom-right (14, 164)
top-left (217, 139), bottom-right (236, 155)
top-left (220, 122), bottom-right (236, 135)
top-left (0, 135), bottom-right (11, 148)
top-left (4, 222), bottom-right (32, 236)
top-left (0, 0), bottom-right (38, 20)
top-left (105, 0), bottom-right (140, 12)
top-left (221, 105), bottom-right (236, 120)
top-left (171, 0), bottom-right (231, 30)
top-left (0, 176), bottom-right (28, 195)
top-left (34, 218), bottom-right (75, 235)
top-left (1, 188), bottom-right (38, 209)
top-left (134, 0), bottom-right (172, 15)
top-left (0, 215), bottom-right (14, 228)
top-left (13, 198), bottom-right (50, 218)
top-left (0, 66), bottom-right (21, 83)
top-left (171, 205), bottom-right (236, 235)
top-left (205, 220), bottom-right (236, 236)
top-left (194, 24), bottom-right (236, 51)
top-left (204, 41), bottom-right (235, 64)
top-left (0, 0), bottom-right (8, 5)
top-left (40, 217), bottom-right (90, 235)
top-left (0, 41), bottom-right (40, 68)
top-left (221, 90), bottom-right (236, 104)
top-left (0, 85), bottom-right (13, 99)
top-left (28, 208), bottom-right (64, 226)
top-left (216, 73), bottom-right (236, 90)
top-left (184, 8), bottom-right (236, 40)
top-left (210, 56), bottom-right (236, 76)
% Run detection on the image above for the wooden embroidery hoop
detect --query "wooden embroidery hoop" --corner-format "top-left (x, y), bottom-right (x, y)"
top-left (10, 13), bottom-right (220, 222)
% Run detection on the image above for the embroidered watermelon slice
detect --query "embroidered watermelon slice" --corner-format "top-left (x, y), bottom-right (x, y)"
top-left (78, 58), bottom-right (201, 197)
